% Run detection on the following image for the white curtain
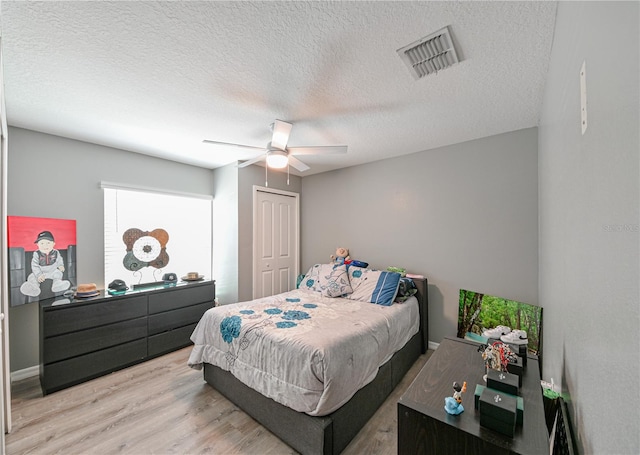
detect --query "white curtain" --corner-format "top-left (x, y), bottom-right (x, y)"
top-left (103, 186), bottom-right (213, 288)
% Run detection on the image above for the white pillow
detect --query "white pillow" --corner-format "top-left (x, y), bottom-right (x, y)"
top-left (299, 264), bottom-right (323, 292)
top-left (318, 264), bottom-right (353, 297)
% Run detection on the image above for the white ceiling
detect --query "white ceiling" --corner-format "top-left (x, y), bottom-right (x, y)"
top-left (1, 1), bottom-right (557, 176)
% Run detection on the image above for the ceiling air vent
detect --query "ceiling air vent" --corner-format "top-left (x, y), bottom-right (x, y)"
top-left (397, 26), bottom-right (459, 79)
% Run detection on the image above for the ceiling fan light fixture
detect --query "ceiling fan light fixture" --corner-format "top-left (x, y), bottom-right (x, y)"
top-left (266, 150), bottom-right (288, 169)
top-left (204, 119), bottom-right (346, 172)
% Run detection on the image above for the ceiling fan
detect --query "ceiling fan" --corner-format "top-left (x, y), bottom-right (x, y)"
top-left (203, 119), bottom-right (347, 172)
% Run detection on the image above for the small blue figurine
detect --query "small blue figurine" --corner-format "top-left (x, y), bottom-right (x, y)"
top-left (444, 381), bottom-right (467, 415)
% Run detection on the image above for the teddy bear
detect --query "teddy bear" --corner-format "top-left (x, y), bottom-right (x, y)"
top-left (330, 247), bottom-right (351, 266)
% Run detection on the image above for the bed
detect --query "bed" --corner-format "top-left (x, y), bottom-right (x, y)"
top-left (189, 265), bottom-right (428, 455)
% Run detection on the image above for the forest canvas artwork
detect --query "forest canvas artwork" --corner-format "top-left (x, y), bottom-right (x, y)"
top-left (457, 289), bottom-right (543, 355)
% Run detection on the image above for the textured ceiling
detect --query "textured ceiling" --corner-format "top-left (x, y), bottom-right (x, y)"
top-left (1, 1), bottom-right (557, 175)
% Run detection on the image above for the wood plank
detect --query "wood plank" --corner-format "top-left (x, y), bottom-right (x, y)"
top-left (8, 346), bottom-right (431, 454)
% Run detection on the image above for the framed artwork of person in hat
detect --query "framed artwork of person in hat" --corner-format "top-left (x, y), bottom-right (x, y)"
top-left (7, 216), bottom-right (77, 306)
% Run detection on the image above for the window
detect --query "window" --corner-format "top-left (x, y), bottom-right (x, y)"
top-left (103, 185), bottom-right (212, 288)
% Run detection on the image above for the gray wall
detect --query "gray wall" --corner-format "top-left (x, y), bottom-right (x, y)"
top-left (7, 127), bottom-right (214, 371)
top-left (212, 163), bottom-right (301, 305)
top-left (301, 128), bottom-right (539, 345)
top-left (538, 2), bottom-right (639, 453)
top-left (212, 163), bottom-right (239, 305)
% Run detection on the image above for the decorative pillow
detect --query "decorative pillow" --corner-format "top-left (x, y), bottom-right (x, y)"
top-left (298, 264), bottom-right (323, 292)
top-left (347, 267), bottom-right (402, 306)
top-left (318, 264), bottom-right (353, 297)
top-left (395, 277), bottom-right (417, 303)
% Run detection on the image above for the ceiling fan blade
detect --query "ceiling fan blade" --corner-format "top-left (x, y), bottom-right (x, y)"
top-left (237, 154), bottom-right (266, 168)
top-left (202, 140), bottom-right (266, 153)
top-left (271, 120), bottom-right (293, 151)
top-left (287, 145), bottom-right (347, 156)
top-left (288, 156), bottom-right (310, 172)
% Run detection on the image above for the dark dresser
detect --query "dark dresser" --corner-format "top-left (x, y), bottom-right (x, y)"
top-left (39, 280), bottom-right (215, 394)
top-left (398, 337), bottom-right (548, 455)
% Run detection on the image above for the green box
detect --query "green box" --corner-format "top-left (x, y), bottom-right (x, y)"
top-left (479, 387), bottom-right (517, 437)
top-left (506, 356), bottom-right (523, 386)
top-left (487, 368), bottom-right (519, 396)
top-left (475, 384), bottom-right (523, 425)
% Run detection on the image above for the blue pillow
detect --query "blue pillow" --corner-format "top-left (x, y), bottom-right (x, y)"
top-left (347, 267), bottom-right (401, 306)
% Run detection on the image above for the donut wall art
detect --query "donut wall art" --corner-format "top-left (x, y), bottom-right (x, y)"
top-left (122, 228), bottom-right (170, 272)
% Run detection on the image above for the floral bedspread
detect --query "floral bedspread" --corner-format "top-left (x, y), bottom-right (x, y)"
top-left (188, 288), bottom-right (419, 416)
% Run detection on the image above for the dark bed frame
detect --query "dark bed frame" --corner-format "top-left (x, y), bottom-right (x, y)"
top-left (202, 277), bottom-right (429, 455)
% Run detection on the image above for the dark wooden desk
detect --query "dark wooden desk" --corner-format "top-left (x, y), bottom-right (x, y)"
top-left (398, 337), bottom-right (548, 455)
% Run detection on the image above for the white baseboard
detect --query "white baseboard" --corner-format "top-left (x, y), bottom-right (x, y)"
top-left (428, 340), bottom-right (440, 351)
top-left (11, 365), bottom-right (39, 383)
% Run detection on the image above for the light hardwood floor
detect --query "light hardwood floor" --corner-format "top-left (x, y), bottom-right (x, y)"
top-left (7, 347), bottom-right (431, 455)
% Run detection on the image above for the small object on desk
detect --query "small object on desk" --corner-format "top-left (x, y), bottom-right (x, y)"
top-left (475, 384), bottom-right (524, 425)
top-left (481, 325), bottom-right (511, 339)
top-left (505, 341), bottom-right (528, 367)
top-left (74, 283), bottom-right (99, 298)
top-left (108, 279), bottom-right (129, 292)
top-left (182, 272), bottom-right (204, 282)
top-left (479, 387), bottom-right (518, 438)
top-left (487, 368), bottom-right (519, 396)
top-left (444, 381), bottom-right (467, 415)
top-left (500, 329), bottom-right (528, 345)
top-left (507, 356), bottom-right (524, 386)
top-left (479, 341), bottom-right (519, 379)
top-left (162, 272), bottom-right (177, 283)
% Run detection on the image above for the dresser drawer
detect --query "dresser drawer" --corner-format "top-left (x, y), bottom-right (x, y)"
top-left (41, 339), bottom-right (147, 394)
top-left (148, 323), bottom-right (197, 357)
top-left (43, 317), bottom-right (147, 364)
top-left (148, 301), bottom-right (211, 335)
top-left (148, 282), bottom-right (214, 314)
top-left (43, 296), bottom-right (147, 337)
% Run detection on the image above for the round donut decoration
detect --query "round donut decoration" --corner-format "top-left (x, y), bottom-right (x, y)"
top-left (122, 228), bottom-right (169, 271)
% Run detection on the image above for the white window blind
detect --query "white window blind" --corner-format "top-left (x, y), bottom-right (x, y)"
top-left (103, 187), bottom-right (212, 288)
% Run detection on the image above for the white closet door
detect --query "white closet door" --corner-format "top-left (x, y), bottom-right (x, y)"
top-left (253, 187), bottom-right (299, 299)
